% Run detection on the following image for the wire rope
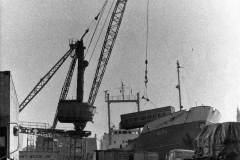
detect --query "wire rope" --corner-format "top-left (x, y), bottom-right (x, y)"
top-left (143, 0), bottom-right (150, 100)
top-left (88, 0), bottom-right (116, 63)
top-left (85, 0), bottom-right (108, 56)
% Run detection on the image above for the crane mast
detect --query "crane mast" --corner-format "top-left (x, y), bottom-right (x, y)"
top-left (52, 39), bottom-right (88, 130)
top-left (88, 0), bottom-right (128, 105)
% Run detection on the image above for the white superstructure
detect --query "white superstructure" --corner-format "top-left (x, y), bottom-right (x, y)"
top-left (100, 129), bottom-right (139, 150)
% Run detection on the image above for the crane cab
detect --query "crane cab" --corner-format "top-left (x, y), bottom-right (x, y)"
top-left (57, 100), bottom-right (95, 123)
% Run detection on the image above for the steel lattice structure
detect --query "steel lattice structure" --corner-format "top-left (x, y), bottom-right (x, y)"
top-left (19, 0), bottom-right (128, 132)
top-left (51, 56), bottom-right (77, 129)
top-left (19, 48), bottom-right (74, 112)
top-left (88, 0), bottom-right (128, 105)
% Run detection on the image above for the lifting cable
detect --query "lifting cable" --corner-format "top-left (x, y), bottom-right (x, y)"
top-left (88, 0), bottom-right (116, 63)
top-left (85, 0), bottom-right (108, 56)
top-left (78, 0), bottom-right (107, 50)
top-left (143, 0), bottom-right (150, 101)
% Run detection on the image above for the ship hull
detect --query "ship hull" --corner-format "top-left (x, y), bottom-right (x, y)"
top-left (134, 121), bottom-right (207, 159)
top-left (132, 106), bottom-right (221, 159)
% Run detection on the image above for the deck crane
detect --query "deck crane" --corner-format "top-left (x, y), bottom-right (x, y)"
top-left (18, 0), bottom-right (128, 137)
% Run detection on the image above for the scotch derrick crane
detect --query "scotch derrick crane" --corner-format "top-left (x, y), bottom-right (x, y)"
top-left (18, 0), bottom-right (128, 135)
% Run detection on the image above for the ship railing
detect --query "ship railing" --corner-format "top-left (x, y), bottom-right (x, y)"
top-left (19, 121), bottom-right (50, 129)
top-left (108, 95), bottom-right (138, 101)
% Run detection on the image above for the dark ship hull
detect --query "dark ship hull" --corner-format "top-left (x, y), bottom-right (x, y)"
top-left (131, 106), bottom-right (221, 159)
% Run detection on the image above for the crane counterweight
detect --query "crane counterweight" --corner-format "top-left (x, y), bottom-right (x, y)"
top-left (57, 101), bottom-right (95, 123)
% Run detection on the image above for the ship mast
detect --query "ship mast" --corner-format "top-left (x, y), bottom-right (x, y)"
top-left (176, 60), bottom-right (183, 110)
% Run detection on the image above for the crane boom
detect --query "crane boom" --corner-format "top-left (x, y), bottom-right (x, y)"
top-left (60, 56), bottom-right (77, 100)
top-left (52, 56), bottom-right (77, 129)
top-left (19, 48), bottom-right (74, 112)
top-left (88, 0), bottom-right (128, 105)
top-left (19, 28), bottom-right (89, 113)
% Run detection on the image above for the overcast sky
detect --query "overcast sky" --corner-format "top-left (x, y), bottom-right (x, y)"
top-left (1, 0), bottom-right (240, 138)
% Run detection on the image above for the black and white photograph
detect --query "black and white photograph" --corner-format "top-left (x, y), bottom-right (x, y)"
top-left (1, 0), bottom-right (240, 160)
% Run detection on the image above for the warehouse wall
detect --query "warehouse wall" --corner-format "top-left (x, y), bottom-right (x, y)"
top-left (0, 71), bottom-right (20, 160)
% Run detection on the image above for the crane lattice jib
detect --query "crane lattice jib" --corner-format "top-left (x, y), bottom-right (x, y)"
top-left (52, 56), bottom-right (77, 129)
top-left (19, 48), bottom-right (74, 112)
top-left (59, 56), bottom-right (77, 100)
top-left (88, 0), bottom-right (128, 105)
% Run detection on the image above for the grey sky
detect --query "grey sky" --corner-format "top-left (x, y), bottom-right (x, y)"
top-left (1, 0), bottom-right (240, 137)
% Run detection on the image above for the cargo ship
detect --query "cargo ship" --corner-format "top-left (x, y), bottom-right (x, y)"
top-left (99, 61), bottom-right (221, 159)
top-left (127, 105), bottom-right (220, 159)
top-left (119, 61), bottom-right (221, 159)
